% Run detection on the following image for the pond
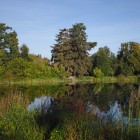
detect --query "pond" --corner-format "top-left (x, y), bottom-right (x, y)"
top-left (0, 83), bottom-right (140, 139)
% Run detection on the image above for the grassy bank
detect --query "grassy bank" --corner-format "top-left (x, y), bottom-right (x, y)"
top-left (76, 75), bottom-right (140, 84)
top-left (0, 75), bottom-right (139, 85)
top-left (0, 77), bottom-right (71, 86)
top-left (92, 75), bottom-right (140, 83)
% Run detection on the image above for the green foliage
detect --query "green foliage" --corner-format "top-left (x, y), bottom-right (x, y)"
top-left (0, 23), bottom-right (12, 51)
top-left (6, 58), bottom-right (30, 79)
top-left (51, 23), bottom-right (96, 77)
top-left (20, 44), bottom-right (29, 60)
top-left (48, 65), bottom-right (66, 79)
top-left (93, 67), bottom-right (104, 78)
top-left (0, 49), bottom-right (4, 76)
top-left (0, 23), bottom-right (19, 62)
top-left (28, 54), bottom-right (47, 78)
top-left (0, 23), bottom-right (20, 79)
top-left (28, 54), bottom-right (66, 79)
top-left (1, 22), bottom-right (140, 81)
top-left (92, 46), bottom-right (117, 76)
top-left (117, 42), bottom-right (140, 76)
top-left (8, 31), bottom-right (19, 59)
top-left (0, 95), bottom-right (44, 140)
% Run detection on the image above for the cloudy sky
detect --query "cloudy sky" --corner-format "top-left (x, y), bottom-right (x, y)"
top-left (0, 0), bottom-right (140, 59)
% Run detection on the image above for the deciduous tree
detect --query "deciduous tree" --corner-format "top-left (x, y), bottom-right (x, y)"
top-left (91, 46), bottom-right (116, 76)
top-left (117, 42), bottom-right (140, 75)
top-left (20, 44), bottom-right (29, 60)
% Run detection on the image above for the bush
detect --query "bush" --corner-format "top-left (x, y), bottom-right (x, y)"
top-left (93, 68), bottom-right (104, 78)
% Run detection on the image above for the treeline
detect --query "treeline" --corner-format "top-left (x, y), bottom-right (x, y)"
top-left (0, 23), bottom-right (140, 80)
top-left (91, 44), bottom-right (140, 77)
top-left (51, 23), bottom-right (140, 77)
top-left (0, 23), bottom-right (65, 80)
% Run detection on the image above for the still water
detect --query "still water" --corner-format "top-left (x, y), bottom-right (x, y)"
top-left (0, 83), bottom-right (140, 125)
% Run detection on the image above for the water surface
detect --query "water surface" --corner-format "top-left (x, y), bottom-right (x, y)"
top-left (0, 83), bottom-right (140, 125)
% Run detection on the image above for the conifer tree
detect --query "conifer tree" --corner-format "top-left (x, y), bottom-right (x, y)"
top-left (0, 23), bottom-right (19, 62)
top-left (51, 23), bottom-right (96, 76)
top-left (0, 23), bottom-right (12, 51)
top-left (9, 31), bottom-right (19, 59)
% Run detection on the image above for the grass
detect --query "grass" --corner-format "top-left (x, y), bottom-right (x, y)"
top-left (0, 77), bottom-right (71, 86)
top-left (92, 76), bottom-right (139, 84)
top-left (49, 111), bottom-right (140, 140)
top-left (0, 75), bottom-right (139, 85)
top-left (0, 93), bottom-right (44, 140)
top-left (0, 93), bottom-right (139, 140)
top-left (67, 75), bottom-right (140, 84)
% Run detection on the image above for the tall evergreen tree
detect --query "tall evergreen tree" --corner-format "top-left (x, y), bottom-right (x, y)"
top-left (51, 23), bottom-right (96, 77)
top-left (0, 23), bottom-right (19, 63)
top-left (0, 23), bottom-right (12, 51)
top-left (51, 28), bottom-right (73, 76)
top-left (69, 23), bottom-right (89, 76)
top-left (9, 31), bottom-right (19, 59)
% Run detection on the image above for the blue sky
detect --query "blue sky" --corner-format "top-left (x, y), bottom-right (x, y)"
top-left (0, 0), bottom-right (140, 59)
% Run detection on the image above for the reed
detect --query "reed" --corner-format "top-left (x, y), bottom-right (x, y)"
top-left (0, 93), bottom-right (44, 140)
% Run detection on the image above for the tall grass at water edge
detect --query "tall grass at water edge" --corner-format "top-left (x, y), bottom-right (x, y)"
top-left (49, 111), bottom-right (140, 140)
top-left (0, 93), bottom-right (44, 140)
top-left (0, 90), bottom-right (139, 139)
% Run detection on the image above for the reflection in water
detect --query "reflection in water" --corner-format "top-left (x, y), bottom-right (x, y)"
top-left (87, 101), bottom-right (123, 121)
top-left (87, 100), bottom-right (140, 125)
top-left (87, 84), bottom-right (140, 125)
top-left (28, 96), bottom-right (53, 112)
top-left (0, 83), bottom-right (140, 125)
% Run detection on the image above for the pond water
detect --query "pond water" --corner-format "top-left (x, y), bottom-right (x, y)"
top-left (0, 83), bottom-right (140, 124)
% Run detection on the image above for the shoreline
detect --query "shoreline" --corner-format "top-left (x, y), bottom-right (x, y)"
top-left (0, 76), bottom-right (139, 85)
